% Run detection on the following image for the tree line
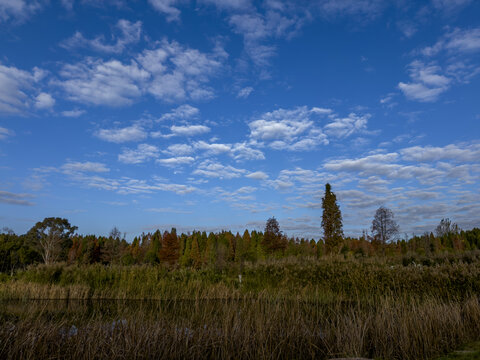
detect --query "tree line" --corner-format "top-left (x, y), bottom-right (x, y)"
top-left (1, 184), bottom-right (479, 272)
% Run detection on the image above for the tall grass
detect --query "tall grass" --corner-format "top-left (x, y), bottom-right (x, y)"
top-left (1, 296), bottom-right (480, 359)
top-left (1, 256), bottom-right (480, 300)
top-left (1, 256), bottom-right (480, 359)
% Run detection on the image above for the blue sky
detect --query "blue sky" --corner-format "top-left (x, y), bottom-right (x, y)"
top-left (1, 0), bottom-right (479, 239)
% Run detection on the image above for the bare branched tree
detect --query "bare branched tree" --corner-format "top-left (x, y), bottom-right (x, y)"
top-left (371, 207), bottom-right (399, 244)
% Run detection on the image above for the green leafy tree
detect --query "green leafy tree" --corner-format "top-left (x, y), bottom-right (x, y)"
top-left (321, 184), bottom-right (343, 253)
top-left (27, 217), bottom-right (77, 264)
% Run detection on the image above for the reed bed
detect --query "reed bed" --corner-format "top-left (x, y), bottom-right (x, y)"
top-left (1, 296), bottom-right (480, 359)
top-left (1, 257), bottom-right (480, 359)
top-left (1, 257), bottom-right (480, 300)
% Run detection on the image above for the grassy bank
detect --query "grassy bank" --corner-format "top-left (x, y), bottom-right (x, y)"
top-left (1, 256), bottom-right (480, 300)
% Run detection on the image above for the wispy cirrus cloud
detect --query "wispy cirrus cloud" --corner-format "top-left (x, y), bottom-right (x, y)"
top-left (148, 0), bottom-right (181, 22)
top-left (61, 161), bottom-right (110, 173)
top-left (0, 190), bottom-right (35, 206)
top-left (0, 126), bottom-right (14, 140)
top-left (0, 0), bottom-right (43, 23)
top-left (61, 19), bottom-right (142, 54)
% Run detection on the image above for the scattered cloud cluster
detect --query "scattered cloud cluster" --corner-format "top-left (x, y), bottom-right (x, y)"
top-left (56, 39), bottom-right (225, 106)
top-left (118, 144), bottom-right (160, 164)
top-left (249, 106), bottom-right (369, 150)
top-left (0, 64), bottom-right (48, 114)
top-left (399, 27), bottom-right (480, 102)
top-left (398, 61), bottom-right (451, 102)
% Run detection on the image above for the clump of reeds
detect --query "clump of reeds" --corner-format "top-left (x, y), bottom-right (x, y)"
top-left (1, 296), bottom-right (480, 359)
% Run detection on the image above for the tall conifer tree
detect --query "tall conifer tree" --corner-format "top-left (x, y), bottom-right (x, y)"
top-left (321, 183), bottom-right (343, 253)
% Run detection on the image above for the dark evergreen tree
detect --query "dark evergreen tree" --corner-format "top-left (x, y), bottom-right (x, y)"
top-left (321, 183), bottom-right (343, 253)
top-left (262, 217), bottom-right (287, 254)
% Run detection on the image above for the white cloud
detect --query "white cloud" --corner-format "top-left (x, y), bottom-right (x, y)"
top-left (145, 207), bottom-right (192, 214)
top-left (62, 171), bottom-right (198, 195)
top-left (193, 160), bottom-right (247, 179)
top-left (61, 19), bottom-right (142, 54)
top-left (398, 61), bottom-right (451, 102)
top-left (57, 40), bottom-right (224, 106)
top-left (324, 113), bottom-right (369, 138)
top-left (311, 107), bottom-right (333, 115)
top-left (138, 40), bottom-right (224, 102)
top-left (401, 143), bottom-right (480, 162)
top-left (170, 124), bottom-right (210, 136)
top-left (0, 190), bottom-right (34, 206)
top-left (431, 0), bottom-right (473, 12)
top-left (0, 63), bottom-right (44, 114)
top-left (401, 27), bottom-right (480, 103)
top-left (423, 27), bottom-right (480, 56)
top-left (194, 140), bottom-right (231, 155)
top-left (231, 142), bottom-right (265, 160)
top-left (250, 107), bottom-right (313, 140)
top-left (184, 140), bottom-right (264, 160)
top-left (158, 104), bottom-right (199, 121)
top-left (156, 156), bottom-right (195, 167)
top-left (405, 190), bottom-right (439, 200)
top-left (200, 0), bottom-right (251, 11)
top-left (246, 171), bottom-right (268, 180)
top-left (248, 106), bottom-right (330, 151)
top-left (0, 126), bottom-right (14, 140)
top-left (317, 0), bottom-right (385, 19)
top-left (118, 144), bottom-right (160, 164)
top-left (62, 161), bottom-right (110, 173)
top-left (34, 92), bottom-right (55, 109)
top-left (61, 109), bottom-right (85, 117)
top-left (96, 124), bottom-right (147, 143)
top-left (321, 147), bottom-right (479, 185)
top-left (148, 0), bottom-right (181, 22)
top-left (164, 143), bottom-right (193, 156)
top-left (228, 9), bottom-right (302, 68)
top-left (0, 0), bottom-right (42, 23)
top-left (58, 59), bottom-right (150, 106)
top-left (237, 86), bottom-right (254, 98)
